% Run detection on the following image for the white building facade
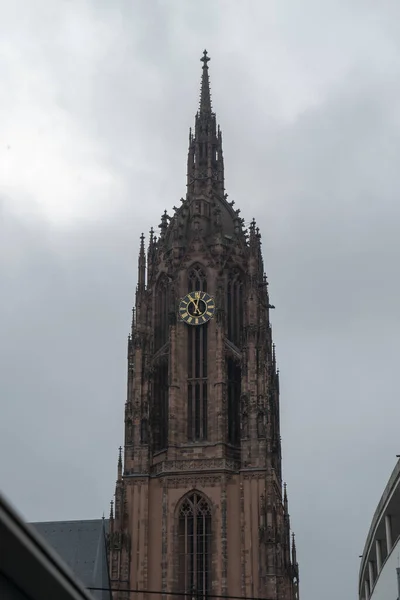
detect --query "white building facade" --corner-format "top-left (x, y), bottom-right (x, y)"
top-left (359, 459), bottom-right (400, 600)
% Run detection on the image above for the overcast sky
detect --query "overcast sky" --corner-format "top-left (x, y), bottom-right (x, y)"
top-left (1, 1), bottom-right (400, 599)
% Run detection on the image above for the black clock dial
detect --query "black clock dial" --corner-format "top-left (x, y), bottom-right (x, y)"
top-left (178, 292), bottom-right (216, 326)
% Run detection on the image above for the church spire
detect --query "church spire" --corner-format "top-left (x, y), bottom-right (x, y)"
top-left (187, 50), bottom-right (224, 199)
top-left (199, 50), bottom-right (212, 115)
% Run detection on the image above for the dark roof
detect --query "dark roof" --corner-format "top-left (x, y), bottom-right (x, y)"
top-left (31, 519), bottom-right (111, 600)
top-left (0, 491), bottom-right (96, 600)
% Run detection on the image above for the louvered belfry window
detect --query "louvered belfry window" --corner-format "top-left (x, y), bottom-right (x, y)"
top-left (187, 266), bottom-right (208, 441)
top-left (178, 493), bottom-right (212, 598)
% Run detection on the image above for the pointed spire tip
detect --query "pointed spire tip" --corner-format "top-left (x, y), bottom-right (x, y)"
top-left (201, 49), bottom-right (210, 67)
top-left (199, 49), bottom-right (212, 114)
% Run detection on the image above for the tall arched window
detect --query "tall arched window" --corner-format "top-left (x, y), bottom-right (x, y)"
top-left (227, 269), bottom-right (243, 347)
top-left (188, 265), bottom-right (207, 293)
top-left (178, 492), bottom-right (212, 597)
top-left (227, 358), bottom-right (241, 446)
top-left (155, 274), bottom-right (170, 351)
top-left (187, 265), bottom-right (208, 441)
top-left (153, 357), bottom-right (168, 451)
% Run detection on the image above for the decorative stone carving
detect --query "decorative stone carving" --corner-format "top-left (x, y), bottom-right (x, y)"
top-left (151, 458), bottom-right (238, 475)
top-left (158, 474), bottom-right (227, 488)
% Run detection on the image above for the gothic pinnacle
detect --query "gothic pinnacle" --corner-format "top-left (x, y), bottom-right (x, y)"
top-left (159, 210), bottom-right (169, 238)
top-left (283, 482), bottom-right (288, 512)
top-left (130, 306), bottom-right (135, 334)
top-left (292, 532), bottom-right (297, 565)
top-left (117, 446), bottom-right (122, 480)
top-left (110, 500), bottom-right (114, 520)
top-left (199, 49), bottom-right (212, 114)
top-left (139, 232), bottom-right (145, 255)
top-left (137, 233), bottom-right (146, 292)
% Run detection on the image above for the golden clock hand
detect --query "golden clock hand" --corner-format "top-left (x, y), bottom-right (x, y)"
top-left (187, 294), bottom-right (197, 315)
top-left (188, 298), bottom-right (197, 315)
top-left (191, 299), bottom-right (200, 315)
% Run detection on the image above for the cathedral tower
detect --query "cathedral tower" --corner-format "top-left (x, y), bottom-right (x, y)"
top-left (108, 51), bottom-right (299, 600)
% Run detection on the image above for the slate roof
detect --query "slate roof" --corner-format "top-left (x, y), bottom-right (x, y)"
top-left (31, 518), bottom-right (111, 600)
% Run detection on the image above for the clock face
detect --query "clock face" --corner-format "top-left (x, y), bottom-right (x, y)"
top-left (179, 291), bottom-right (215, 326)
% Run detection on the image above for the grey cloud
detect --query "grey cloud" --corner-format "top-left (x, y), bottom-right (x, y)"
top-left (1, 2), bottom-right (400, 600)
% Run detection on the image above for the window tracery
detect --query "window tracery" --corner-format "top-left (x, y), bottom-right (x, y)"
top-left (188, 265), bottom-right (207, 293)
top-left (178, 492), bottom-right (212, 598)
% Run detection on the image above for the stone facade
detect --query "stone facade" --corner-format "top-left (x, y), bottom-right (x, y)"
top-left (108, 51), bottom-right (299, 600)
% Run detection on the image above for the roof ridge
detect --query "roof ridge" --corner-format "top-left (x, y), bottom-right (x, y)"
top-left (31, 518), bottom-right (107, 525)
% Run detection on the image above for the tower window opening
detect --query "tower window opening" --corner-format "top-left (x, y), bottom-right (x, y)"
top-left (153, 359), bottom-right (169, 451)
top-left (227, 358), bottom-right (241, 446)
top-left (178, 493), bottom-right (212, 598)
top-left (155, 275), bottom-right (170, 351)
top-left (187, 325), bottom-right (208, 441)
top-left (187, 266), bottom-right (208, 441)
top-left (141, 418), bottom-right (148, 444)
top-left (227, 271), bottom-right (243, 347)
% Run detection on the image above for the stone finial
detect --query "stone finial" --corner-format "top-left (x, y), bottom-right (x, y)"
top-left (199, 50), bottom-right (212, 115)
